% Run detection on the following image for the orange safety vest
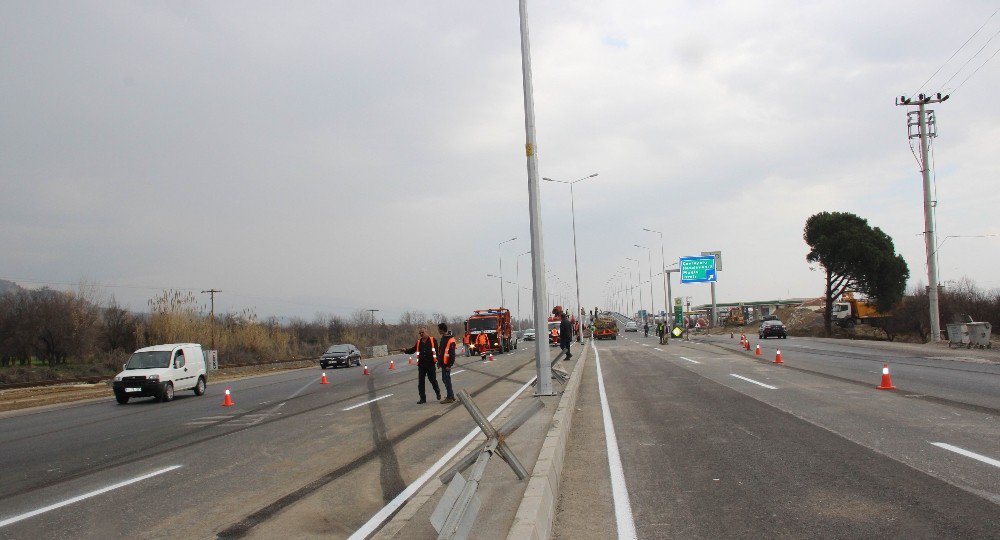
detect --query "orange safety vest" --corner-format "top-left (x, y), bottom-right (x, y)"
top-left (476, 334), bottom-right (489, 347)
top-left (414, 336), bottom-right (436, 362)
top-left (440, 336), bottom-right (456, 365)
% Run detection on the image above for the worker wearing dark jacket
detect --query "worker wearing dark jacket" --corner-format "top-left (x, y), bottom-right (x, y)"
top-left (557, 308), bottom-right (573, 359)
top-left (402, 326), bottom-right (441, 404)
top-left (436, 323), bottom-right (457, 404)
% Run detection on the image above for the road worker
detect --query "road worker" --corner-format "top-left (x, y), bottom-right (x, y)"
top-left (436, 322), bottom-right (457, 404)
top-left (401, 326), bottom-right (441, 404)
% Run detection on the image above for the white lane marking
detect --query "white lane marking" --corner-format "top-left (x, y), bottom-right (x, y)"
top-left (349, 375), bottom-right (537, 540)
top-left (931, 442), bottom-right (1000, 468)
top-left (592, 340), bottom-right (638, 539)
top-left (450, 369), bottom-right (466, 376)
top-left (641, 343), bottom-right (649, 347)
top-left (0, 465), bottom-right (182, 528)
top-left (730, 374), bottom-right (777, 390)
top-left (678, 356), bottom-right (701, 364)
top-left (342, 394), bottom-right (394, 411)
top-left (653, 348), bottom-right (664, 352)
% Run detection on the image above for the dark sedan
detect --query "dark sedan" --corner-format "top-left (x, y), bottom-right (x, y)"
top-left (759, 320), bottom-right (788, 339)
top-left (320, 344), bottom-right (362, 369)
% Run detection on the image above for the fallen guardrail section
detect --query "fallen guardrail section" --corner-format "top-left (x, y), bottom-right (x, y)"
top-left (430, 390), bottom-right (544, 540)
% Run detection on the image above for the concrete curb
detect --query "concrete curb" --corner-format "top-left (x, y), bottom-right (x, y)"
top-left (506, 341), bottom-right (589, 540)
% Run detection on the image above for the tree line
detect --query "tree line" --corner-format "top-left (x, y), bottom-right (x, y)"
top-left (0, 285), bottom-right (492, 383)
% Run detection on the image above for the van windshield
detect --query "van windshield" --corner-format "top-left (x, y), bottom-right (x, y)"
top-left (125, 351), bottom-right (171, 369)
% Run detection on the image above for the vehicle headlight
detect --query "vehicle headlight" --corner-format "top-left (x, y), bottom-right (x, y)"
top-left (147, 374), bottom-right (160, 381)
top-left (470, 345), bottom-right (475, 350)
top-left (114, 375), bottom-right (122, 382)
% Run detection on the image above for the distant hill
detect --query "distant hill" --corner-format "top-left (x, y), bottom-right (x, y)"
top-left (0, 279), bottom-right (23, 295)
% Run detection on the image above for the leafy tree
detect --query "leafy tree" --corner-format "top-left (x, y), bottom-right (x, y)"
top-left (804, 212), bottom-right (910, 335)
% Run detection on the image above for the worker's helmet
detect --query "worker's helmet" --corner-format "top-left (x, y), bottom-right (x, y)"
top-left (552, 306), bottom-right (563, 316)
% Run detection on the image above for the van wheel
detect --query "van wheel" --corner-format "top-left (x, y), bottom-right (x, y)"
top-left (115, 393), bottom-right (129, 405)
top-left (160, 382), bottom-right (174, 402)
top-left (193, 377), bottom-right (206, 396)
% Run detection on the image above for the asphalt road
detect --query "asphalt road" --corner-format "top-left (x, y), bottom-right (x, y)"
top-left (555, 334), bottom-right (1000, 538)
top-left (0, 345), bottom-right (539, 539)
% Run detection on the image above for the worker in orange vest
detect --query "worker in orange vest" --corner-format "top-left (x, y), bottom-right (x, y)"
top-left (436, 322), bottom-right (457, 404)
top-left (401, 326), bottom-right (441, 404)
top-left (475, 333), bottom-right (490, 359)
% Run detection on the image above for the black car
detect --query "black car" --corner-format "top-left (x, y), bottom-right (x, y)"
top-left (320, 344), bottom-right (362, 369)
top-left (759, 320), bottom-right (787, 339)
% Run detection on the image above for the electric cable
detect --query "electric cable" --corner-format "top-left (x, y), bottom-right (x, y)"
top-left (940, 25), bottom-right (1000, 92)
top-left (951, 43), bottom-right (1000, 95)
top-left (914, 7), bottom-right (999, 95)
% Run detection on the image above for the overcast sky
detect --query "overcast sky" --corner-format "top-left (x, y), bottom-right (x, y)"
top-left (2, 1), bottom-right (999, 321)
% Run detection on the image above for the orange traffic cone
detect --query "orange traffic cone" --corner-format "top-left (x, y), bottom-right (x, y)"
top-left (320, 372), bottom-right (329, 384)
top-left (488, 353), bottom-right (494, 362)
top-left (389, 359), bottom-right (395, 370)
top-left (408, 356), bottom-right (413, 365)
top-left (222, 387), bottom-right (235, 407)
top-left (774, 350), bottom-right (783, 364)
top-left (755, 344), bottom-right (761, 356)
top-left (745, 339), bottom-right (751, 351)
top-left (363, 365), bottom-right (370, 376)
top-left (876, 363), bottom-right (896, 390)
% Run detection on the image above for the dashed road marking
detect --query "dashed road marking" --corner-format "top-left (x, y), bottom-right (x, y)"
top-left (342, 394), bottom-right (394, 411)
top-left (931, 442), bottom-right (1000, 468)
top-left (678, 356), bottom-right (701, 364)
top-left (730, 374), bottom-right (777, 390)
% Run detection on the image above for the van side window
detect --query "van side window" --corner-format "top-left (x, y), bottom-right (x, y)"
top-left (174, 350), bottom-right (186, 368)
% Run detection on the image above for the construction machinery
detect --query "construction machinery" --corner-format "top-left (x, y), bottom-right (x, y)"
top-left (593, 316), bottom-right (619, 340)
top-left (832, 293), bottom-right (890, 328)
top-left (464, 308), bottom-right (514, 357)
top-left (726, 306), bottom-right (746, 326)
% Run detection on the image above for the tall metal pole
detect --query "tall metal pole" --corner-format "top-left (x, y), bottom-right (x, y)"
top-left (518, 0), bottom-right (551, 395)
top-left (898, 93), bottom-right (946, 341)
top-left (627, 257), bottom-right (642, 321)
top-left (570, 182), bottom-right (581, 329)
top-left (918, 101), bottom-right (941, 341)
top-left (635, 245), bottom-right (654, 318)
top-left (498, 236), bottom-right (516, 308)
top-left (201, 289), bottom-right (220, 350)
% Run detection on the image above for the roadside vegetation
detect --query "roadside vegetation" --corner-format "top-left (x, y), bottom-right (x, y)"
top-left (0, 283), bottom-right (470, 386)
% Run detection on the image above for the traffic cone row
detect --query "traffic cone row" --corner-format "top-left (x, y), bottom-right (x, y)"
top-left (321, 372), bottom-right (329, 384)
top-left (877, 363), bottom-right (896, 390)
top-left (222, 386), bottom-right (235, 407)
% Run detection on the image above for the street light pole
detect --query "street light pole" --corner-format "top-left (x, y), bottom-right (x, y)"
top-left (643, 228), bottom-right (668, 322)
top-left (516, 250), bottom-right (531, 333)
top-left (542, 173), bottom-right (597, 333)
top-left (626, 257), bottom-right (643, 322)
top-left (635, 244), bottom-right (654, 319)
top-left (498, 236), bottom-right (517, 308)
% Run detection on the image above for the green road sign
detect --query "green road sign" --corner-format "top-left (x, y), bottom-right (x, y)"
top-left (680, 255), bottom-right (717, 283)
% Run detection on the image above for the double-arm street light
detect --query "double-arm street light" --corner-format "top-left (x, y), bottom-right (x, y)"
top-left (516, 250), bottom-right (531, 332)
top-left (642, 227), bottom-right (669, 321)
top-left (626, 257), bottom-right (643, 321)
top-left (498, 236), bottom-right (517, 308)
top-left (542, 173), bottom-right (598, 323)
top-left (635, 244), bottom-right (655, 319)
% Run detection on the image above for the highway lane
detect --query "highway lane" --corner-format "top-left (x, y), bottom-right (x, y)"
top-left (555, 335), bottom-right (1000, 538)
top-left (699, 334), bottom-right (1000, 412)
top-left (0, 346), bottom-right (538, 539)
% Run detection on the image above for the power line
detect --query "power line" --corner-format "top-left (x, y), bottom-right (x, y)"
top-left (940, 25), bottom-right (1000, 91)
top-left (914, 7), bottom-right (1000, 96)
top-left (951, 43), bottom-right (1000, 95)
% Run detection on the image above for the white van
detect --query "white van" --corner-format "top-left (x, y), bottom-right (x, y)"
top-left (111, 343), bottom-right (208, 404)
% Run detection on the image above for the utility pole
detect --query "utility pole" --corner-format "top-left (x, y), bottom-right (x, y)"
top-left (201, 289), bottom-right (221, 350)
top-left (897, 92), bottom-right (948, 341)
top-left (518, 0), bottom-right (552, 396)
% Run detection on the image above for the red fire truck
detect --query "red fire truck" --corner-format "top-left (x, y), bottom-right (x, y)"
top-left (464, 308), bottom-right (515, 357)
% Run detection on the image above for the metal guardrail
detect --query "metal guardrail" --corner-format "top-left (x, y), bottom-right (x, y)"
top-left (430, 390), bottom-right (543, 540)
